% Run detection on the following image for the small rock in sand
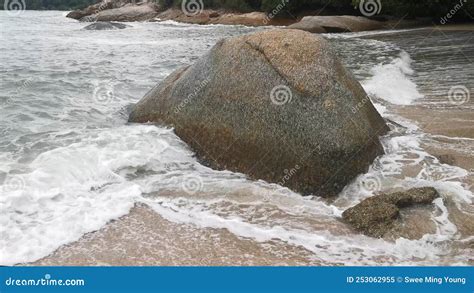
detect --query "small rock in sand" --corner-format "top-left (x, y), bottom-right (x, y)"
top-left (342, 187), bottom-right (440, 237)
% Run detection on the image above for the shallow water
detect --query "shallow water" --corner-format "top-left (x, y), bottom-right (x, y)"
top-left (1, 11), bottom-right (473, 266)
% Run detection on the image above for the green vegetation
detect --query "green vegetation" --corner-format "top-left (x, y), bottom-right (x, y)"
top-left (1, 0), bottom-right (473, 21)
top-left (162, 0), bottom-right (473, 21)
top-left (352, 0), bottom-right (474, 19)
top-left (1, 0), bottom-right (97, 10)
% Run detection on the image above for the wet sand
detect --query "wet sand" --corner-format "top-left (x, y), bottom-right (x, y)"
top-left (395, 106), bottom-right (474, 190)
top-left (30, 198), bottom-right (474, 266)
top-left (396, 107), bottom-right (474, 140)
top-left (32, 204), bottom-right (318, 266)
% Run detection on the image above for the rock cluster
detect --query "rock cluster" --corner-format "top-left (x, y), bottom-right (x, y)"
top-left (342, 187), bottom-right (440, 237)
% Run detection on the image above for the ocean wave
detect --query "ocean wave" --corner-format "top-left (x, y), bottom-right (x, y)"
top-left (362, 51), bottom-right (424, 105)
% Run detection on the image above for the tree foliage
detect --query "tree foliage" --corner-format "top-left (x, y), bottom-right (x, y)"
top-left (168, 0), bottom-right (474, 20)
top-left (1, 0), bottom-right (473, 21)
top-left (0, 0), bottom-right (98, 10)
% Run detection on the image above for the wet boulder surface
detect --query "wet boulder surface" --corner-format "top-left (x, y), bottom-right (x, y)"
top-left (129, 29), bottom-right (389, 197)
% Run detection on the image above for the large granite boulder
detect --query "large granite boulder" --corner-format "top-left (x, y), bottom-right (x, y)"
top-left (129, 29), bottom-right (389, 196)
top-left (288, 15), bottom-right (384, 33)
top-left (342, 187), bottom-right (440, 237)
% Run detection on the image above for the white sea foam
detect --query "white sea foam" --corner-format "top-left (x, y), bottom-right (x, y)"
top-left (0, 125), bottom-right (184, 265)
top-left (143, 195), bottom-right (457, 265)
top-left (324, 28), bottom-right (428, 39)
top-left (362, 51), bottom-right (424, 105)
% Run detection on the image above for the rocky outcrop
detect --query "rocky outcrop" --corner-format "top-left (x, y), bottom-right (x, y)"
top-left (129, 29), bottom-right (388, 197)
top-left (342, 187), bottom-right (440, 237)
top-left (67, 1), bottom-right (159, 22)
top-left (89, 4), bottom-right (159, 22)
top-left (288, 15), bottom-right (384, 33)
top-left (83, 22), bottom-right (130, 30)
top-left (154, 8), bottom-right (296, 26)
top-left (66, 1), bottom-right (114, 20)
top-left (66, 1), bottom-right (422, 31)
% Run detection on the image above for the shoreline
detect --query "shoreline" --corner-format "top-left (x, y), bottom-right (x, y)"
top-left (31, 203), bottom-right (319, 266)
top-left (64, 5), bottom-right (474, 35)
top-left (65, 3), bottom-right (439, 32)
